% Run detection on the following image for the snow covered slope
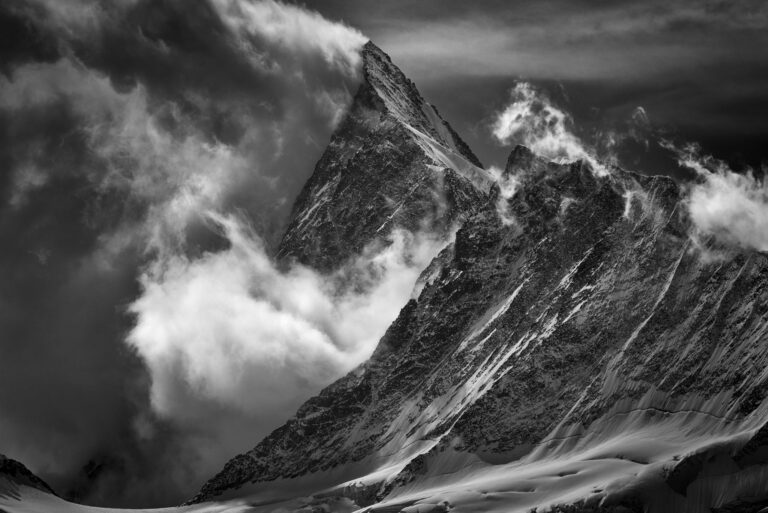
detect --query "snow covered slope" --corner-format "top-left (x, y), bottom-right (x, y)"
top-left (192, 145), bottom-right (768, 512)
top-left (0, 454), bottom-right (57, 500)
top-left (276, 42), bottom-right (492, 272)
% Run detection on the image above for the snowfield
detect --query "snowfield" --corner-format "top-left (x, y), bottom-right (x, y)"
top-left (5, 406), bottom-right (768, 513)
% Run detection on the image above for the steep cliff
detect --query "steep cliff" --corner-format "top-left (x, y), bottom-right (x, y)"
top-left (276, 42), bottom-right (491, 272)
top-left (0, 454), bottom-right (57, 500)
top-left (192, 142), bottom-right (768, 512)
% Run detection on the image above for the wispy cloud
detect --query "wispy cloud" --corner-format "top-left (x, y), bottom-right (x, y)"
top-left (491, 82), bottom-right (607, 175)
top-left (368, 0), bottom-right (768, 82)
top-left (666, 141), bottom-right (768, 253)
top-left (487, 165), bottom-right (520, 226)
top-left (129, 217), bottom-right (443, 421)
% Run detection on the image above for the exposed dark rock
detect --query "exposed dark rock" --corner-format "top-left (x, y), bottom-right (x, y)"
top-left (0, 454), bottom-right (57, 499)
top-left (276, 41), bottom-right (491, 273)
top-left (189, 42), bottom-right (768, 513)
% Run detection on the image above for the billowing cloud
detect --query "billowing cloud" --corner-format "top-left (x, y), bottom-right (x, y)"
top-left (491, 82), bottom-right (608, 175)
top-left (667, 141), bottom-right (768, 252)
top-left (8, 0), bottom-right (367, 240)
top-left (0, 0), bottom-right (376, 507)
top-left (129, 218), bottom-right (444, 423)
top-left (213, 0), bottom-right (364, 77)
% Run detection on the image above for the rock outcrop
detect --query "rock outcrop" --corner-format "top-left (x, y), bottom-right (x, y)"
top-left (276, 42), bottom-right (491, 273)
top-left (0, 454), bottom-right (56, 500)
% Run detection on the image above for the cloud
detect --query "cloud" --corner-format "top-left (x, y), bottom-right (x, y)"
top-left (667, 141), bottom-right (768, 252)
top-left (123, 215), bottom-right (447, 500)
top-left (9, 162), bottom-right (48, 209)
top-left (10, 0), bottom-right (367, 241)
top-left (128, 217), bottom-right (444, 422)
top-left (336, 0), bottom-right (767, 178)
top-left (213, 0), bottom-right (364, 77)
top-left (0, 56), bottom-right (253, 261)
top-left (0, 0), bottom-right (372, 506)
top-left (361, 0), bottom-right (768, 83)
top-left (491, 82), bottom-right (608, 175)
top-left (487, 165), bottom-right (520, 226)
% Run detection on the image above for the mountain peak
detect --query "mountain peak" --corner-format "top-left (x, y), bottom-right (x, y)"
top-left (361, 41), bottom-right (484, 169)
top-left (0, 454), bottom-right (57, 498)
top-left (275, 41), bottom-right (492, 272)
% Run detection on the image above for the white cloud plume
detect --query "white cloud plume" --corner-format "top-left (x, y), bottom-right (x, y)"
top-left (488, 165), bottom-right (521, 226)
top-left (128, 219), bottom-right (444, 422)
top-left (491, 82), bottom-right (609, 175)
top-left (0, 0), bottom-right (375, 502)
top-left (666, 141), bottom-right (768, 253)
top-left (213, 0), bottom-right (365, 77)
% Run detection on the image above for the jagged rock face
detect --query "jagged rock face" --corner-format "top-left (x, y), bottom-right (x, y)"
top-left (192, 145), bottom-right (768, 512)
top-left (276, 41), bottom-right (491, 272)
top-left (0, 454), bottom-right (56, 500)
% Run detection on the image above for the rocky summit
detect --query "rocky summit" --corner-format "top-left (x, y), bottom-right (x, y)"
top-left (0, 454), bottom-right (57, 501)
top-left (188, 45), bottom-right (768, 513)
top-left (276, 42), bottom-right (492, 273)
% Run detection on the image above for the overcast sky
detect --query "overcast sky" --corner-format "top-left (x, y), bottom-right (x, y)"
top-left (301, 0), bottom-right (768, 173)
top-left (0, 0), bottom-right (766, 508)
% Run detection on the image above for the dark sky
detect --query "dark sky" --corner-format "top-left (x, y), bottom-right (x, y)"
top-left (300, 0), bottom-right (768, 173)
top-left (0, 0), bottom-right (766, 509)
